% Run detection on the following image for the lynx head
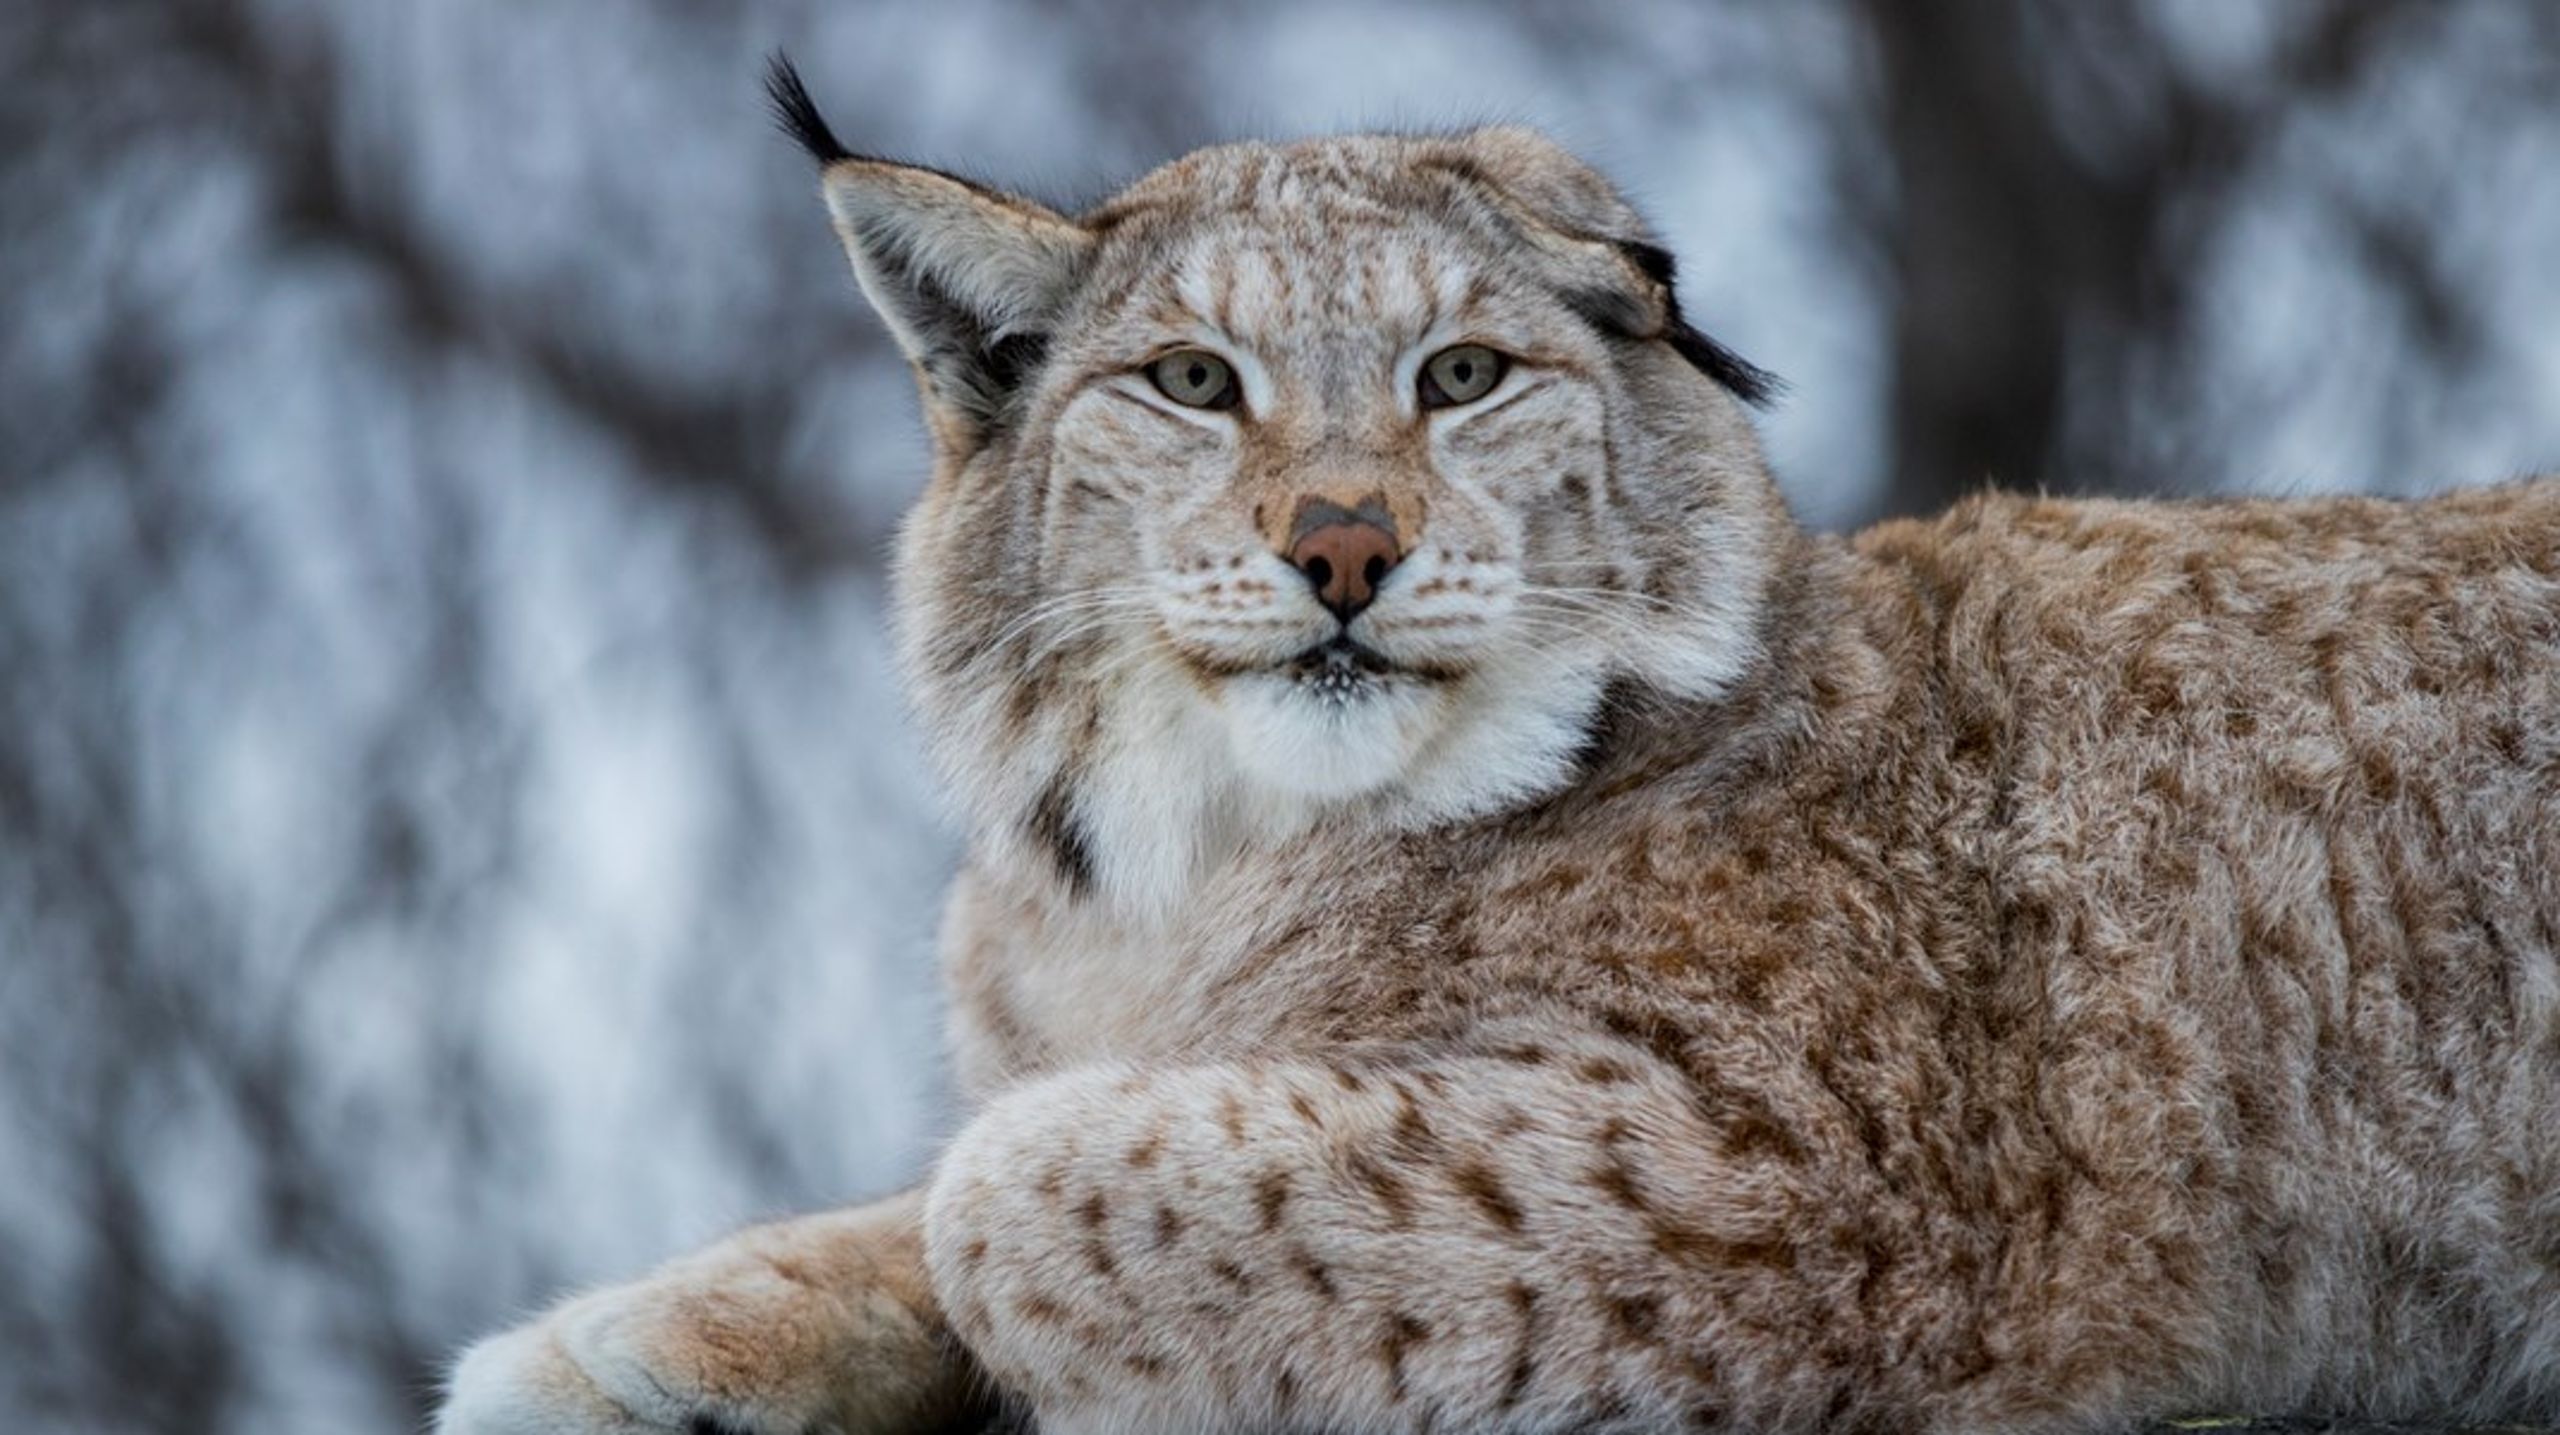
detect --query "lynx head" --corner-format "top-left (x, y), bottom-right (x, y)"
top-left (774, 60), bottom-right (1791, 915)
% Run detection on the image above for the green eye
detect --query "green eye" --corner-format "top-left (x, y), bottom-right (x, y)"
top-left (1419, 344), bottom-right (1507, 409)
top-left (1148, 349), bottom-right (1240, 410)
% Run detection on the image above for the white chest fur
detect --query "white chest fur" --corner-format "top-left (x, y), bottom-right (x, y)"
top-left (938, 858), bottom-right (1303, 1100)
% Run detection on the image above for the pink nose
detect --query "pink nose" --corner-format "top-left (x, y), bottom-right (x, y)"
top-left (1289, 517), bottom-right (1401, 620)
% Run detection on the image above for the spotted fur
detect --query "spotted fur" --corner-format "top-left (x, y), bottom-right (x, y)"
top-left (438, 68), bottom-right (2560, 1435)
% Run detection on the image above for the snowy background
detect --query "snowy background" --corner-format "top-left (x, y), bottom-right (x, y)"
top-left (4, 3), bottom-right (2558, 1430)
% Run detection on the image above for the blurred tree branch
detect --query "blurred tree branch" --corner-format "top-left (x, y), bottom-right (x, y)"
top-left (167, 0), bottom-right (878, 576)
top-left (1856, 0), bottom-right (2536, 513)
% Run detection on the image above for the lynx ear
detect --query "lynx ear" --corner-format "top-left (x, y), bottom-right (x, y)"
top-left (767, 57), bottom-right (1092, 429)
top-left (1433, 127), bottom-right (1780, 409)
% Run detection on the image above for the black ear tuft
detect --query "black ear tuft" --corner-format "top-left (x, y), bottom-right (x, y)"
top-left (1620, 239), bottom-right (1681, 291)
top-left (764, 53), bottom-right (852, 166)
top-left (1616, 241), bottom-right (1785, 410)
top-left (1666, 324), bottom-right (1784, 410)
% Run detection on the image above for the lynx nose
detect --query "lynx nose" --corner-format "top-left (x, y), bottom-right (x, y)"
top-left (1289, 516), bottom-right (1402, 621)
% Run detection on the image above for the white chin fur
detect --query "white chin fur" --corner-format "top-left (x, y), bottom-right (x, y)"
top-left (1222, 673), bottom-right (1440, 801)
top-left (1218, 642), bottom-right (1608, 822)
top-left (1018, 640), bottom-right (1609, 921)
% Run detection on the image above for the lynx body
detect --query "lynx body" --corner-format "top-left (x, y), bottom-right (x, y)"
top-left (437, 66), bottom-right (2560, 1435)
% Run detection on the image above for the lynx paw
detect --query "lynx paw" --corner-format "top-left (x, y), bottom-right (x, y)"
top-left (437, 1281), bottom-right (797, 1435)
top-left (439, 1232), bottom-right (965, 1435)
top-left (439, 1315), bottom-right (672, 1435)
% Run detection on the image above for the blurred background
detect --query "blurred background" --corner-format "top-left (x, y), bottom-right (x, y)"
top-left (4, 2), bottom-right (2558, 1430)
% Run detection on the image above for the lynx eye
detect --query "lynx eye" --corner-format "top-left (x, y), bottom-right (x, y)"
top-left (1419, 344), bottom-right (1507, 410)
top-left (1148, 349), bottom-right (1240, 410)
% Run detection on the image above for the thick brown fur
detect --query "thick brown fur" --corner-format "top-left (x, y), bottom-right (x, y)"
top-left (440, 79), bottom-right (2560, 1435)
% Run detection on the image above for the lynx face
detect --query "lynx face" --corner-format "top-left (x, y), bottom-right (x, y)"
top-left (1044, 185), bottom-right (1641, 807)
top-left (781, 92), bottom-right (1786, 910)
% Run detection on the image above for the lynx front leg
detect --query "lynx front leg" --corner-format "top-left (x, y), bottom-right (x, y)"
top-left (925, 1043), bottom-right (1854, 1435)
top-left (438, 1191), bottom-right (986, 1435)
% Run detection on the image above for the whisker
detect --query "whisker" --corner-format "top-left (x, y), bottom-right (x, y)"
top-left (983, 587), bottom-right (1159, 652)
top-left (1521, 585), bottom-right (1698, 618)
top-left (1513, 598), bottom-right (1674, 634)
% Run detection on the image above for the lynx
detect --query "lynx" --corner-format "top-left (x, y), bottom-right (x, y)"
top-left (436, 60), bottom-right (2560, 1435)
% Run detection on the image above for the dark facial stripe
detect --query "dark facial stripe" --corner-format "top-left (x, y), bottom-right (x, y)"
top-left (1560, 676), bottom-right (1644, 782)
top-left (1029, 773), bottom-right (1095, 896)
